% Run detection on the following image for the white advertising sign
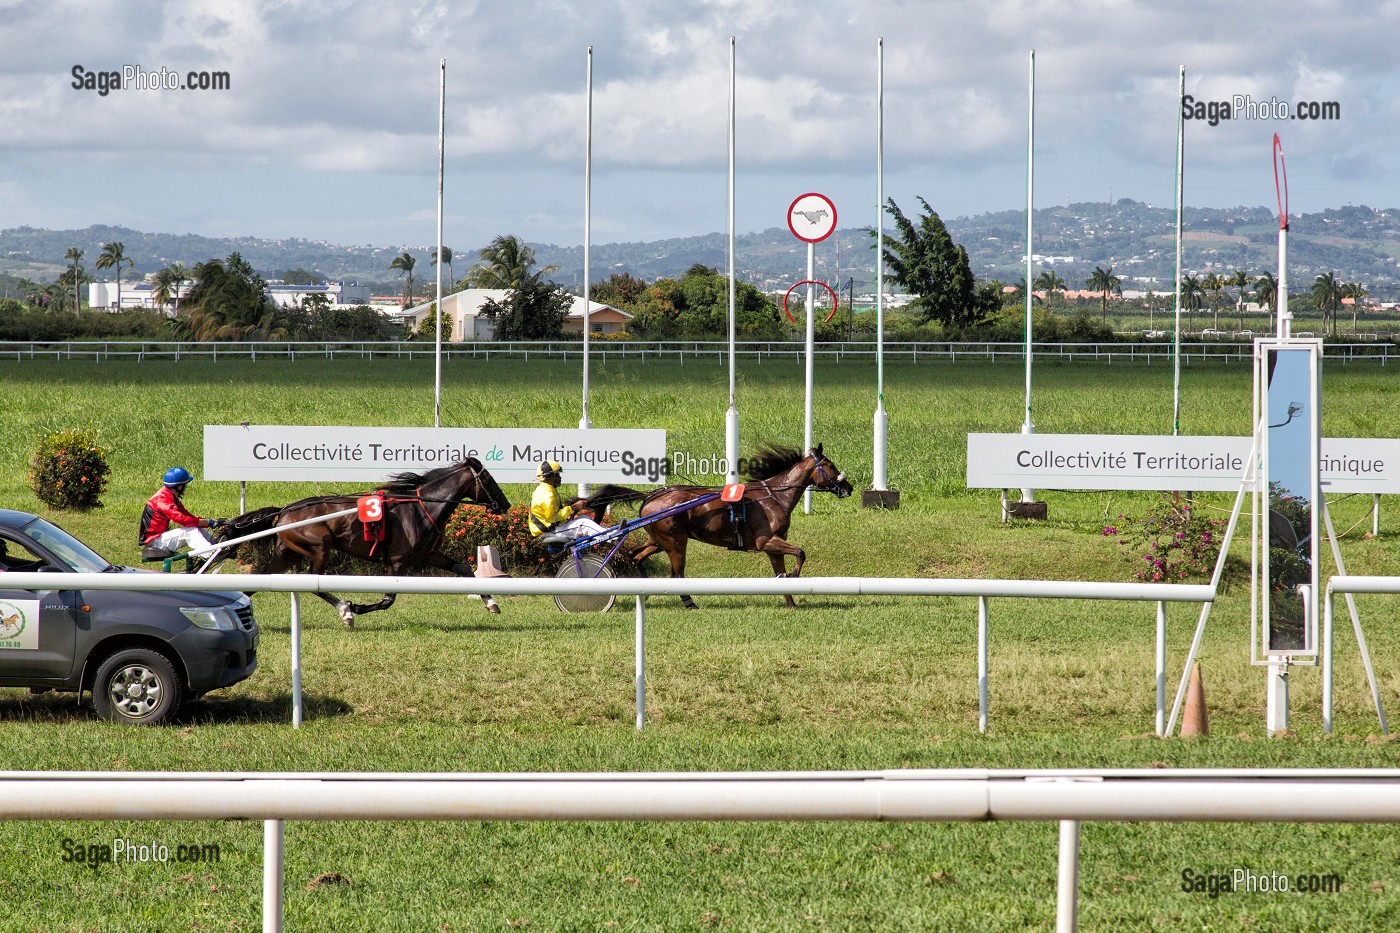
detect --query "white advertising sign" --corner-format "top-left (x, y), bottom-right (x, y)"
top-left (204, 426), bottom-right (668, 484)
top-left (967, 433), bottom-right (1400, 494)
top-left (0, 597), bottom-right (41, 650)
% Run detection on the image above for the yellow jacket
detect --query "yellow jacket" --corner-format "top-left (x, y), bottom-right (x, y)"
top-left (529, 482), bottom-right (574, 536)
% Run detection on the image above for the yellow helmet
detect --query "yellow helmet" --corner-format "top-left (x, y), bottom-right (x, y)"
top-left (536, 460), bottom-right (563, 480)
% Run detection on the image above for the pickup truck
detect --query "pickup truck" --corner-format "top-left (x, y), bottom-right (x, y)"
top-left (0, 508), bottom-right (258, 725)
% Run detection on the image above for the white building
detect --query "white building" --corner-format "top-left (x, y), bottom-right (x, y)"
top-left (400, 289), bottom-right (631, 340)
top-left (88, 279), bottom-right (370, 312)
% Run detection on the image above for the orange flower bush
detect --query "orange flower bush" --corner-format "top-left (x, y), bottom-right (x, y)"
top-left (29, 428), bottom-right (111, 511)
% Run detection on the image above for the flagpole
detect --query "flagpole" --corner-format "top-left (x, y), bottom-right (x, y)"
top-left (1020, 49), bottom-right (1035, 501)
top-left (724, 36), bottom-right (740, 484)
top-left (434, 59), bottom-right (445, 428)
top-left (579, 46), bottom-right (594, 497)
top-left (872, 37), bottom-right (889, 494)
top-left (1172, 65), bottom-right (1185, 436)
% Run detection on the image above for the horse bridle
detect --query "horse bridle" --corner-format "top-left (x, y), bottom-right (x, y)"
top-left (808, 448), bottom-right (848, 496)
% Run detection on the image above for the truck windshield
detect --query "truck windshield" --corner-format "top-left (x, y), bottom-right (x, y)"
top-left (20, 516), bottom-right (111, 573)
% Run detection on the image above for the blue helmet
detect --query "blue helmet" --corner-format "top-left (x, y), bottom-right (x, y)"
top-left (163, 467), bottom-right (194, 487)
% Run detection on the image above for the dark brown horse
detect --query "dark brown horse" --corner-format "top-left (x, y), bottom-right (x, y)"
top-left (591, 444), bottom-right (853, 609)
top-left (221, 458), bottom-right (510, 626)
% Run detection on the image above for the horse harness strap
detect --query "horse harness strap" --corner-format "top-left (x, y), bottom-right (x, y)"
top-left (721, 483), bottom-right (747, 550)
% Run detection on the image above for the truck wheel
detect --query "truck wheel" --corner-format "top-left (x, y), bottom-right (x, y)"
top-left (93, 649), bottom-right (182, 726)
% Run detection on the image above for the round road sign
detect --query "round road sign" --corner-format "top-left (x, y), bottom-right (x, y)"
top-left (787, 193), bottom-right (837, 243)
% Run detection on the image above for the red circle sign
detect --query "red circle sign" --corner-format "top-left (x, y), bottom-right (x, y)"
top-left (783, 280), bottom-right (840, 325)
top-left (787, 193), bottom-right (837, 243)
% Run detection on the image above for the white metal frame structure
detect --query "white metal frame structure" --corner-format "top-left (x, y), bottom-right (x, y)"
top-left (1, 570), bottom-right (1211, 737)
top-left (8, 768), bottom-right (1400, 933)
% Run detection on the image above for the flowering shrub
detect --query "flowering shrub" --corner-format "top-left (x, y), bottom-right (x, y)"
top-left (442, 504), bottom-right (646, 577)
top-left (1104, 494), bottom-right (1223, 583)
top-left (29, 427), bottom-right (112, 511)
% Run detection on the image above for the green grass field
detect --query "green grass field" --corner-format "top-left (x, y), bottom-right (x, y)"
top-left (2, 355), bottom-right (1399, 931)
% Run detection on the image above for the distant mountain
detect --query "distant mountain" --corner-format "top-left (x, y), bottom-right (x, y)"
top-left (4, 200), bottom-right (1399, 299)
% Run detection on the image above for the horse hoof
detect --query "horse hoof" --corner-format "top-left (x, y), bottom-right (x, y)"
top-left (337, 603), bottom-right (355, 627)
top-left (485, 599), bottom-right (501, 615)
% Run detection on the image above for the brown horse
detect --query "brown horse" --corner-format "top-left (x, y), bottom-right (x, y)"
top-left (592, 444), bottom-right (853, 609)
top-left (221, 458), bottom-right (510, 626)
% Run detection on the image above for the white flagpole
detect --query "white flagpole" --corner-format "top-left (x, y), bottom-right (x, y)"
top-left (724, 36), bottom-right (740, 484)
top-left (434, 59), bottom-right (445, 428)
top-left (579, 46), bottom-right (594, 497)
top-left (1020, 49), bottom-right (1035, 502)
top-left (872, 37), bottom-right (889, 493)
top-left (1172, 65), bottom-right (1185, 435)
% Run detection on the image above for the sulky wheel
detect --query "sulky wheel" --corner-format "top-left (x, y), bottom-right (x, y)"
top-left (554, 552), bottom-right (617, 613)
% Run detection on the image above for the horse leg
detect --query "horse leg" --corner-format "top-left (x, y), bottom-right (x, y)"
top-left (665, 539), bottom-right (698, 610)
top-left (270, 539), bottom-right (356, 626)
top-left (760, 539), bottom-right (805, 609)
top-left (295, 536), bottom-right (360, 627)
top-left (426, 551), bottom-right (500, 615)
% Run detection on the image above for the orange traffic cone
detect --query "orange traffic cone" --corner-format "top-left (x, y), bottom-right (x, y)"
top-left (475, 545), bottom-right (510, 578)
top-left (1180, 662), bottom-right (1209, 737)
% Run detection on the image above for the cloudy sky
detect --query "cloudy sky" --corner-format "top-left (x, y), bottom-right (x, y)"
top-left (2, 0), bottom-right (1395, 252)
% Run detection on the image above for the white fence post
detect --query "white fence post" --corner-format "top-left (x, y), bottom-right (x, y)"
top-left (290, 594), bottom-right (303, 729)
top-left (263, 819), bottom-right (284, 933)
top-left (635, 594), bottom-right (646, 731)
top-left (978, 596), bottom-right (990, 734)
top-left (1156, 601), bottom-right (1166, 737)
top-left (1056, 817), bottom-right (1081, 933)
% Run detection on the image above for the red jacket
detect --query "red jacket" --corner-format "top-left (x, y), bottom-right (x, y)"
top-left (138, 487), bottom-right (203, 545)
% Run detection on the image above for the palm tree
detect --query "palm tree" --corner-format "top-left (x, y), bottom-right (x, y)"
top-left (1031, 270), bottom-right (1066, 305)
top-left (1202, 272), bottom-right (1225, 329)
top-left (1311, 272), bottom-right (1342, 336)
top-left (1254, 272), bottom-right (1278, 332)
top-left (1179, 274), bottom-right (1205, 333)
top-left (1228, 269), bottom-right (1250, 330)
top-left (167, 262), bottom-right (189, 312)
top-left (1342, 280), bottom-right (1368, 333)
top-left (389, 252), bottom-right (416, 308)
top-left (464, 234), bottom-right (559, 289)
top-left (95, 242), bottom-right (133, 311)
top-left (1085, 265), bottom-right (1122, 321)
top-left (65, 247), bottom-right (84, 312)
top-left (430, 246), bottom-right (455, 292)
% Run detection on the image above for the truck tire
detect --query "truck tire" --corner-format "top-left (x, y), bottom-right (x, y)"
top-left (92, 648), bottom-right (183, 726)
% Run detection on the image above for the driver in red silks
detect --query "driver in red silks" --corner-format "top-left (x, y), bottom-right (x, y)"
top-left (138, 467), bottom-right (224, 552)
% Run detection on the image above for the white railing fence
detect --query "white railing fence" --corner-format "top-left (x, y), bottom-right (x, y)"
top-left (5, 768), bottom-right (1399, 933)
top-left (1, 339), bottom-right (1394, 366)
top-left (0, 571), bottom-right (1213, 735)
top-left (1324, 575), bottom-right (1400, 733)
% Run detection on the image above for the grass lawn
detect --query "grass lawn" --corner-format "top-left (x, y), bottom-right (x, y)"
top-left (0, 355), bottom-right (1398, 930)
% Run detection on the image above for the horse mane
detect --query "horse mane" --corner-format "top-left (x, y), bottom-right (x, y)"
top-left (382, 457), bottom-right (483, 492)
top-left (742, 444), bottom-right (806, 481)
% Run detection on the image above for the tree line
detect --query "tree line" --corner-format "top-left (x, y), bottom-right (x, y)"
top-left (2, 221), bottom-right (1380, 343)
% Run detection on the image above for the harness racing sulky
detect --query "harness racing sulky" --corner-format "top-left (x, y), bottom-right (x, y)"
top-left (545, 444), bottom-right (853, 612)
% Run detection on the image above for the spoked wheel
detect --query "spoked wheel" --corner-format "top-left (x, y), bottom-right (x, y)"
top-left (555, 552), bottom-right (617, 613)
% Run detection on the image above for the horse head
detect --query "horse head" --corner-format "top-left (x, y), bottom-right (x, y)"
top-left (465, 458), bottom-right (511, 515)
top-left (808, 444), bottom-right (854, 499)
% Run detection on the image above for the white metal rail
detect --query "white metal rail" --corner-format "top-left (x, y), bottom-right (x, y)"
top-left (1, 339), bottom-right (1394, 365)
top-left (4, 768), bottom-right (1399, 933)
top-left (1, 571), bottom-right (1212, 736)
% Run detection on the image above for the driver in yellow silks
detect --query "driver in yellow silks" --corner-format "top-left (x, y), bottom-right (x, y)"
top-left (529, 460), bottom-right (608, 541)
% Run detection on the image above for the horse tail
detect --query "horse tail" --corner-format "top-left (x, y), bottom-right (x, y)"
top-left (583, 484), bottom-right (647, 514)
top-left (219, 506), bottom-right (283, 540)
